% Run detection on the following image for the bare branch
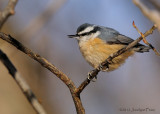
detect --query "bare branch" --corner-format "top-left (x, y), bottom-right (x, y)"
top-left (0, 0), bottom-right (18, 29)
top-left (76, 25), bottom-right (157, 95)
top-left (0, 0), bottom-right (86, 114)
top-left (0, 33), bottom-right (85, 114)
top-left (133, 21), bottom-right (160, 56)
top-left (0, 49), bottom-right (46, 114)
top-left (133, 0), bottom-right (160, 30)
top-left (0, 33), bottom-right (74, 88)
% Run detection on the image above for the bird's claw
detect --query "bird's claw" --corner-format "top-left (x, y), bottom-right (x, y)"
top-left (98, 63), bottom-right (109, 72)
top-left (87, 71), bottom-right (97, 82)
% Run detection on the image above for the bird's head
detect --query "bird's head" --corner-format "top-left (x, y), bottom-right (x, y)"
top-left (68, 23), bottom-right (101, 42)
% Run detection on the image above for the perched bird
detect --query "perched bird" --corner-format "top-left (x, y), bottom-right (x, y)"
top-left (68, 23), bottom-right (150, 72)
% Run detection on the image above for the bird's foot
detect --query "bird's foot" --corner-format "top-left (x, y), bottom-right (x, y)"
top-left (98, 62), bottom-right (110, 72)
top-left (87, 71), bottom-right (97, 82)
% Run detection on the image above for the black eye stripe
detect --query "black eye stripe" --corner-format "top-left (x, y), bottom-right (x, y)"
top-left (80, 33), bottom-right (89, 36)
top-left (79, 27), bottom-right (100, 36)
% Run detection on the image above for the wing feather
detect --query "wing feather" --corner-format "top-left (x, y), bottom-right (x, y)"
top-left (106, 34), bottom-right (134, 45)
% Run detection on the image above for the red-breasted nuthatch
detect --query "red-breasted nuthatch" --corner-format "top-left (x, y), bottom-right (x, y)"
top-left (68, 23), bottom-right (150, 71)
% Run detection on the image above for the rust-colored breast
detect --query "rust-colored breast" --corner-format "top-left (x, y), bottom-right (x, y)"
top-left (79, 38), bottom-right (134, 71)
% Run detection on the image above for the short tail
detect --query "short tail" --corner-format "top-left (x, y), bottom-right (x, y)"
top-left (133, 43), bottom-right (151, 53)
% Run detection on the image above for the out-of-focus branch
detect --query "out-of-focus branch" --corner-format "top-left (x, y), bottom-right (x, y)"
top-left (0, 49), bottom-right (46, 114)
top-left (0, 0), bottom-right (18, 29)
top-left (133, 0), bottom-right (160, 30)
top-left (0, 33), bottom-right (85, 114)
top-left (76, 25), bottom-right (157, 95)
top-left (0, 0), bottom-right (85, 114)
top-left (18, 0), bottom-right (67, 41)
top-left (0, 33), bottom-right (75, 88)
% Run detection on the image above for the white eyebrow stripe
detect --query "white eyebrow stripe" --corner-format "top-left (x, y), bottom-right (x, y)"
top-left (92, 31), bottom-right (101, 39)
top-left (78, 26), bottom-right (95, 35)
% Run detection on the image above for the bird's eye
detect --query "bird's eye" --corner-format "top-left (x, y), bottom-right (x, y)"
top-left (79, 32), bottom-right (90, 36)
top-left (81, 33), bottom-right (87, 36)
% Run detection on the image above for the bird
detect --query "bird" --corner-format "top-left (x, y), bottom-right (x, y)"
top-left (68, 23), bottom-right (150, 72)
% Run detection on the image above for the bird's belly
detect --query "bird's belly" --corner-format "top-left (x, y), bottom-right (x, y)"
top-left (79, 38), bottom-right (134, 71)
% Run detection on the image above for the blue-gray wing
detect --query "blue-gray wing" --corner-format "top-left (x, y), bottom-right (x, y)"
top-left (97, 26), bottom-right (134, 45)
top-left (106, 34), bottom-right (134, 45)
top-left (97, 26), bottom-right (150, 52)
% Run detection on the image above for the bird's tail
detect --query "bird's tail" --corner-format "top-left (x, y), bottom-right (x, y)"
top-left (133, 44), bottom-right (151, 53)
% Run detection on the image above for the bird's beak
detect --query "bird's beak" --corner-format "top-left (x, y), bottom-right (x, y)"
top-left (68, 34), bottom-right (79, 38)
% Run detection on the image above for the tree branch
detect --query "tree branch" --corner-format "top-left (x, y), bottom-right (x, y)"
top-left (0, 49), bottom-right (46, 114)
top-left (76, 25), bottom-right (157, 95)
top-left (0, 0), bottom-right (85, 113)
top-left (0, 0), bottom-right (18, 29)
top-left (0, 33), bottom-right (85, 114)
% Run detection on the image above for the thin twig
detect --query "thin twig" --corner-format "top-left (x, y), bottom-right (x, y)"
top-left (0, 49), bottom-right (46, 114)
top-left (0, 0), bottom-right (18, 29)
top-left (133, 21), bottom-right (160, 56)
top-left (76, 25), bottom-right (157, 95)
top-left (0, 33), bottom-right (85, 114)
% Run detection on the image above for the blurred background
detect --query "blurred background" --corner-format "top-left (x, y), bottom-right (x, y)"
top-left (0, 0), bottom-right (160, 114)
